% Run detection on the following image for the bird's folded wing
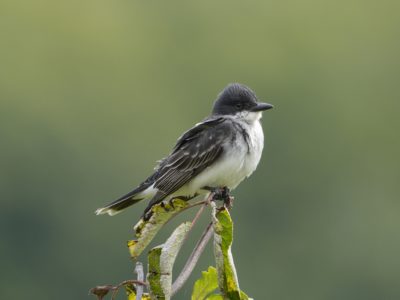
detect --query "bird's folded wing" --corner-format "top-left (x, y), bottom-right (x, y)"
top-left (153, 117), bottom-right (231, 197)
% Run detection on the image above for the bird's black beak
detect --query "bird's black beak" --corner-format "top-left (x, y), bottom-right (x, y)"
top-left (251, 102), bottom-right (273, 112)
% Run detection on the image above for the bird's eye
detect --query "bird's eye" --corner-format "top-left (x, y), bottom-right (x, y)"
top-left (235, 103), bottom-right (243, 109)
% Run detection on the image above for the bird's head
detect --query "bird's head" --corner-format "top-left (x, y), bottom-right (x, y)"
top-left (212, 83), bottom-right (273, 122)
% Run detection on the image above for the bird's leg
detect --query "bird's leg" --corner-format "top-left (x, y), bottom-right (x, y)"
top-left (219, 187), bottom-right (234, 209)
top-left (203, 186), bottom-right (233, 209)
top-left (220, 187), bottom-right (230, 201)
top-left (212, 186), bottom-right (231, 202)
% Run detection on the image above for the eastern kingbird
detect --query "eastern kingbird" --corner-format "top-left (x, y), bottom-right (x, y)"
top-left (96, 83), bottom-right (273, 218)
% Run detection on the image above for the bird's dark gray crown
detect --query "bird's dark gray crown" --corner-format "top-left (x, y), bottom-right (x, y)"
top-left (212, 83), bottom-right (259, 116)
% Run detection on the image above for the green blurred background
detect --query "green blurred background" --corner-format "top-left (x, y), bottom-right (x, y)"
top-left (1, 0), bottom-right (399, 299)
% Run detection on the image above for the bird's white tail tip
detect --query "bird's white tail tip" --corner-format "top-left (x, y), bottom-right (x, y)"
top-left (95, 207), bottom-right (120, 216)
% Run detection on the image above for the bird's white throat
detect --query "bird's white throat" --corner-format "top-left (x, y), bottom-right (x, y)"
top-left (235, 111), bottom-right (263, 124)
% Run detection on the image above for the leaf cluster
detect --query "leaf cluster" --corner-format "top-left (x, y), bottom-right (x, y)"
top-left (91, 197), bottom-right (252, 300)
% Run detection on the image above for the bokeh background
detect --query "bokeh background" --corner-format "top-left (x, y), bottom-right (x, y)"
top-left (1, 1), bottom-right (399, 299)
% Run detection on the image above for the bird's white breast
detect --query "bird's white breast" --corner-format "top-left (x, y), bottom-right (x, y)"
top-left (241, 117), bottom-right (264, 177)
top-left (180, 116), bottom-right (264, 195)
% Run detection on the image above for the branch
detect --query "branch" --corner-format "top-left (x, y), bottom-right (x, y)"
top-left (89, 279), bottom-right (148, 300)
top-left (128, 198), bottom-right (190, 259)
top-left (110, 280), bottom-right (148, 300)
top-left (171, 221), bottom-right (214, 296)
top-left (128, 197), bottom-right (209, 260)
top-left (135, 262), bottom-right (144, 300)
top-left (170, 191), bottom-right (219, 296)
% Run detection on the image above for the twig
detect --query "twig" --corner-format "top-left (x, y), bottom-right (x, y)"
top-left (175, 192), bottom-right (214, 246)
top-left (91, 193), bottom-right (218, 299)
top-left (182, 199), bottom-right (209, 211)
top-left (89, 279), bottom-right (148, 300)
top-left (110, 279), bottom-right (148, 300)
top-left (135, 262), bottom-right (144, 300)
top-left (171, 221), bottom-right (214, 296)
top-left (192, 192), bottom-right (215, 224)
top-left (160, 198), bottom-right (208, 228)
top-left (168, 198), bottom-right (208, 221)
top-left (89, 285), bottom-right (113, 300)
top-left (176, 192), bottom-right (215, 217)
top-left (190, 201), bottom-right (207, 228)
top-left (168, 192), bottom-right (215, 296)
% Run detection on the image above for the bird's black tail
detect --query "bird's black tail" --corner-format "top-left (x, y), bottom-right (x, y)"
top-left (95, 186), bottom-right (148, 216)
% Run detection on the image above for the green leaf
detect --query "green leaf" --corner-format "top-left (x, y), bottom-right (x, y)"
top-left (212, 204), bottom-right (252, 300)
top-left (127, 199), bottom-right (188, 259)
top-left (127, 290), bottom-right (151, 300)
top-left (147, 247), bottom-right (163, 298)
top-left (127, 292), bottom-right (152, 300)
top-left (205, 294), bottom-right (224, 300)
top-left (191, 266), bottom-right (219, 300)
top-left (126, 284), bottom-right (151, 300)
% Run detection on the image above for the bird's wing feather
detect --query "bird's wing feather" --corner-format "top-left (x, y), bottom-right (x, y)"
top-left (98, 117), bottom-right (235, 216)
top-left (152, 117), bottom-right (231, 197)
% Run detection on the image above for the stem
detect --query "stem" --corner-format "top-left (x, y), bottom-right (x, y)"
top-left (175, 192), bottom-right (214, 249)
top-left (110, 280), bottom-right (148, 300)
top-left (155, 198), bottom-right (208, 231)
top-left (169, 192), bottom-right (215, 296)
top-left (171, 221), bottom-right (214, 296)
top-left (172, 191), bottom-right (216, 222)
top-left (135, 262), bottom-right (144, 300)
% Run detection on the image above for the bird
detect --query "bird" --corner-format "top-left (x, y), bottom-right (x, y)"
top-left (95, 83), bottom-right (273, 219)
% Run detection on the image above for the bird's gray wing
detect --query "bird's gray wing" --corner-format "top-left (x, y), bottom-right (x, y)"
top-left (148, 117), bottom-right (233, 207)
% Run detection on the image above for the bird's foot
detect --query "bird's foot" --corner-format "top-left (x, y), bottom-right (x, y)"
top-left (223, 195), bottom-right (234, 210)
top-left (204, 186), bottom-right (234, 209)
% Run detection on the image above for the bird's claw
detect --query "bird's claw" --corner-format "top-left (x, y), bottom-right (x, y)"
top-left (223, 195), bottom-right (234, 210)
top-left (203, 186), bottom-right (233, 209)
